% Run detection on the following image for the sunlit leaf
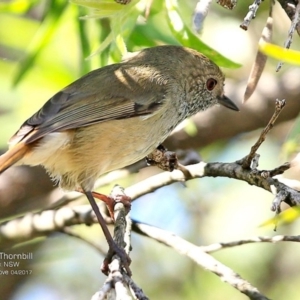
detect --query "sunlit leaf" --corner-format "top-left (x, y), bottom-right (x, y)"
top-left (115, 34), bottom-right (127, 56)
top-left (0, 14), bottom-right (39, 50)
top-left (87, 31), bottom-right (114, 58)
top-left (259, 41), bottom-right (300, 66)
top-left (77, 7), bottom-right (91, 74)
top-left (260, 206), bottom-right (300, 228)
top-left (79, 0), bottom-right (143, 60)
top-left (71, 0), bottom-right (139, 19)
top-left (13, 0), bottom-right (69, 86)
top-left (71, 0), bottom-right (123, 11)
top-left (0, 0), bottom-right (35, 14)
top-left (128, 13), bottom-right (178, 49)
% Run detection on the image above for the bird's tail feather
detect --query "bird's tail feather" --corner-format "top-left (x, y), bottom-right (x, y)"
top-left (0, 143), bottom-right (29, 174)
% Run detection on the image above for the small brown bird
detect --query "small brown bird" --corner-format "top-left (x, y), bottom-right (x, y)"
top-left (0, 45), bottom-right (238, 273)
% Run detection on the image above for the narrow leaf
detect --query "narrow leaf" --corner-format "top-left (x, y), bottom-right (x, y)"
top-left (244, 15), bottom-right (273, 102)
top-left (13, 0), bottom-right (68, 86)
top-left (259, 41), bottom-right (300, 66)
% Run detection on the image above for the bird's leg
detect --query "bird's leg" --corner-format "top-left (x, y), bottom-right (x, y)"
top-left (83, 190), bottom-right (131, 276)
top-left (91, 191), bottom-right (131, 221)
top-left (76, 188), bottom-right (131, 220)
top-left (146, 144), bottom-right (179, 171)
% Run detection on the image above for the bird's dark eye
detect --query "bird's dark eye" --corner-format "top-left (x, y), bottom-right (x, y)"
top-left (206, 78), bottom-right (217, 91)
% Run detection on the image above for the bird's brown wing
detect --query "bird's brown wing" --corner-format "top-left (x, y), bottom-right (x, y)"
top-left (9, 66), bottom-right (168, 145)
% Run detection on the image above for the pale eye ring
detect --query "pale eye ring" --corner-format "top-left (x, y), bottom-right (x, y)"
top-left (206, 78), bottom-right (217, 91)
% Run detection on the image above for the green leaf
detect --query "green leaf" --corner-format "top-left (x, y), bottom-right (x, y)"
top-left (77, 6), bottom-right (91, 74)
top-left (70, 0), bottom-right (124, 11)
top-left (128, 15), bottom-right (178, 49)
top-left (72, 0), bottom-right (139, 19)
top-left (0, 0), bottom-right (36, 14)
top-left (13, 0), bottom-right (69, 86)
top-left (165, 0), bottom-right (241, 69)
top-left (79, 0), bottom-right (142, 60)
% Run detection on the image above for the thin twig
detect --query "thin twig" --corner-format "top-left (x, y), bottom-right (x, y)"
top-left (200, 235), bottom-right (300, 253)
top-left (276, 1), bottom-right (300, 71)
top-left (240, 0), bottom-right (263, 30)
top-left (240, 99), bottom-right (286, 169)
top-left (193, 0), bottom-right (213, 33)
top-left (277, 0), bottom-right (300, 36)
top-left (260, 162), bottom-right (290, 178)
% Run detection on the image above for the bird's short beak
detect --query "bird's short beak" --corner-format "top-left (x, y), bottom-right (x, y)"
top-left (217, 95), bottom-right (239, 111)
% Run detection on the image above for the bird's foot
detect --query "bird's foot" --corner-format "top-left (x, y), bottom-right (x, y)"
top-left (101, 241), bottom-right (132, 276)
top-left (92, 188), bottom-right (132, 275)
top-left (146, 144), bottom-right (178, 171)
top-left (83, 190), bottom-right (132, 276)
top-left (91, 191), bottom-right (131, 220)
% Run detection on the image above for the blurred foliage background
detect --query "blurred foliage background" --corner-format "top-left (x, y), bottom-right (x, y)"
top-left (1, 0), bottom-right (300, 299)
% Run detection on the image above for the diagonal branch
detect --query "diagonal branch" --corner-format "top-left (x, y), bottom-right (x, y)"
top-left (132, 221), bottom-right (271, 300)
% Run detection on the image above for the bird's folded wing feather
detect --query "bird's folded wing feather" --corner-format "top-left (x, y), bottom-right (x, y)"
top-left (9, 66), bottom-right (168, 145)
top-left (10, 94), bottom-right (165, 145)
